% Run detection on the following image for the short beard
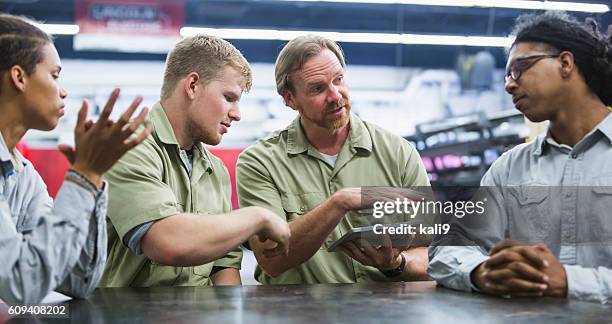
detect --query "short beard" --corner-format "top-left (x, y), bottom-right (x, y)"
top-left (187, 119), bottom-right (221, 146)
top-left (328, 107), bottom-right (350, 130)
top-left (329, 99), bottom-right (351, 130)
top-left (312, 98), bottom-right (351, 130)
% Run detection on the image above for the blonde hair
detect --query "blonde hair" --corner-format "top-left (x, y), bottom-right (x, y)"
top-left (274, 35), bottom-right (345, 96)
top-left (161, 34), bottom-right (252, 100)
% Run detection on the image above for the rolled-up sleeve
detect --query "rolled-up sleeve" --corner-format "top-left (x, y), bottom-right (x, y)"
top-left (212, 248), bottom-right (243, 270)
top-left (0, 169), bottom-right (103, 304)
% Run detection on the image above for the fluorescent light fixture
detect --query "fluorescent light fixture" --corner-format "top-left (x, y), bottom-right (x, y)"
top-left (401, 34), bottom-right (514, 47)
top-left (284, 0), bottom-right (610, 13)
top-left (181, 27), bottom-right (514, 47)
top-left (33, 23), bottom-right (80, 35)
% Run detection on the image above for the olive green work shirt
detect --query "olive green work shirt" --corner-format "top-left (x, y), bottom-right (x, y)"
top-left (99, 102), bottom-right (241, 287)
top-left (236, 114), bottom-right (430, 284)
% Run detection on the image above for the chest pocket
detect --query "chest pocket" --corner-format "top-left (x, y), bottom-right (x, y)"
top-left (506, 185), bottom-right (554, 243)
top-left (15, 199), bottom-right (42, 233)
top-left (280, 192), bottom-right (326, 220)
top-left (16, 210), bottom-right (37, 233)
top-left (281, 192), bottom-right (337, 249)
top-left (198, 200), bottom-right (227, 215)
top-left (281, 192), bottom-right (346, 249)
top-left (0, 198), bottom-right (17, 229)
top-left (587, 177), bottom-right (612, 242)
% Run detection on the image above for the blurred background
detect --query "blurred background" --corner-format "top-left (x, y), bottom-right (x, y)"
top-left (2, 0), bottom-right (611, 283)
top-left (3, 0), bottom-right (611, 194)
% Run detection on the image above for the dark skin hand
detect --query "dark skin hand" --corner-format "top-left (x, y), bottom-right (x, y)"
top-left (471, 240), bottom-right (568, 298)
top-left (58, 88), bottom-right (153, 189)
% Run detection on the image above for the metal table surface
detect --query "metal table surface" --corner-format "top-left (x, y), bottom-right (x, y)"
top-left (4, 282), bottom-right (612, 323)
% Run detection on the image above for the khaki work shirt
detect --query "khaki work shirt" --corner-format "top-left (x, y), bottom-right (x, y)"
top-left (100, 102), bottom-right (241, 287)
top-left (237, 114), bottom-right (430, 284)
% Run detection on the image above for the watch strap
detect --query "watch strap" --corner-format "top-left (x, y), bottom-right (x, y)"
top-left (381, 253), bottom-right (406, 278)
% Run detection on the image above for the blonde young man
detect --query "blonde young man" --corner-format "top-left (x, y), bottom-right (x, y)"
top-left (100, 35), bottom-right (290, 287)
top-left (237, 35), bottom-right (431, 284)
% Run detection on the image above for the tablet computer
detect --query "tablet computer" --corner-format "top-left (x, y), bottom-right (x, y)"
top-left (327, 219), bottom-right (426, 252)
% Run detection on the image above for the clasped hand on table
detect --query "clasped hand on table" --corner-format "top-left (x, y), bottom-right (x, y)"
top-left (471, 239), bottom-right (568, 298)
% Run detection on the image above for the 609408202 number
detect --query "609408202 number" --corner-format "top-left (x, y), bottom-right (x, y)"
top-left (8, 305), bottom-right (68, 318)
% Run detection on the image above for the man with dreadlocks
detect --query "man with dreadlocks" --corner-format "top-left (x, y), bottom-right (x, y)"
top-left (429, 11), bottom-right (612, 303)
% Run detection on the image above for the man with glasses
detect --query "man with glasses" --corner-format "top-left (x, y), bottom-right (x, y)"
top-left (505, 54), bottom-right (560, 82)
top-left (429, 11), bottom-right (612, 303)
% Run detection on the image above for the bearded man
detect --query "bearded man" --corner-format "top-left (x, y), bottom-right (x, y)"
top-left (236, 35), bottom-right (431, 284)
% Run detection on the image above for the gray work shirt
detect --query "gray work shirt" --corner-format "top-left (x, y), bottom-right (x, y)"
top-left (429, 113), bottom-right (612, 304)
top-left (0, 134), bottom-right (107, 304)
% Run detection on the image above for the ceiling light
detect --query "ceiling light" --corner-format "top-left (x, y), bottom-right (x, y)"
top-left (34, 23), bottom-right (80, 35)
top-left (284, 0), bottom-right (610, 13)
top-left (181, 27), bottom-right (514, 47)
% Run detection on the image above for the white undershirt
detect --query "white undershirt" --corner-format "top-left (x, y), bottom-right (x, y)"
top-left (319, 152), bottom-right (338, 167)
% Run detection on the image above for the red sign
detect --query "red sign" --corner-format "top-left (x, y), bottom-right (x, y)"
top-left (74, 0), bottom-right (184, 53)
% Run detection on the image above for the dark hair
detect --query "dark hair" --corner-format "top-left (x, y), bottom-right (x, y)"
top-left (0, 13), bottom-right (53, 77)
top-left (510, 11), bottom-right (612, 105)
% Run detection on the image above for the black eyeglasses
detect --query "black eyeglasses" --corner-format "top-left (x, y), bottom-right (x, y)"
top-left (504, 54), bottom-right (560, 82)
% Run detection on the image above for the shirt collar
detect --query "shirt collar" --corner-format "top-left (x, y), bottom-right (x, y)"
top-left (150, 102), bottom-right (179, 146)
top-left (286, 116), bottom-right (308, 154)
top-left (347, 113), bottom-right (373, 152)
top-left (195, 143), bottom-right (213, 173)
top-left (0, 132), bottom-right (11, 164)
top-left (0, 133), bottom-right (13, 177)
top-left (533, 112), bottom-right (612, 156)
top-left (596, 112), bottom-right (612, 143)
top-left (0, 132), bottom-right (28, 177)
top-left (286, 113), bottom-right (372, 155)
top-left (151, 102), bottom-right (212, 173)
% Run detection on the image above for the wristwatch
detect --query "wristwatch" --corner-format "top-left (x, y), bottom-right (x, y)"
top-left (381, 253), bottom-right (406, 278)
